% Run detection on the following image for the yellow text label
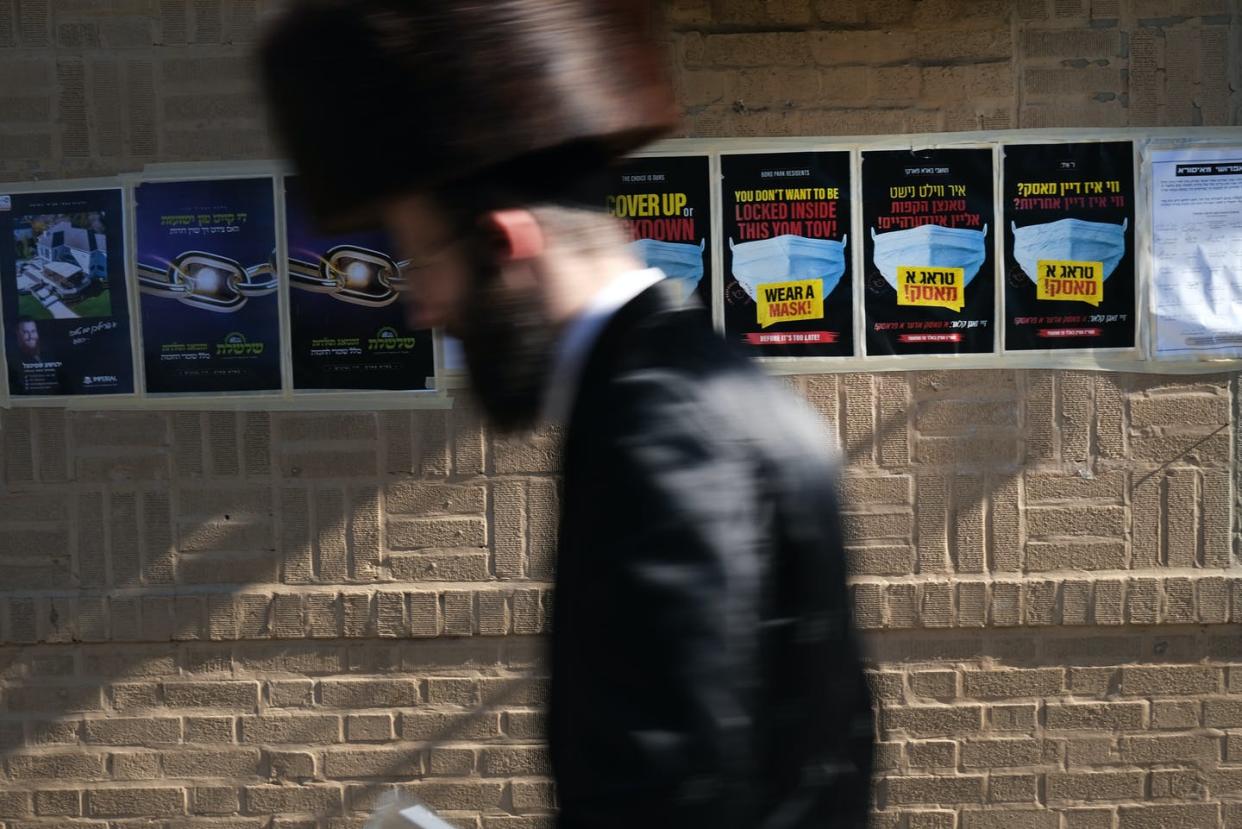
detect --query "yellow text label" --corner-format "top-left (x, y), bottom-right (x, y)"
top-left (897, 266), bottom-right (965, 313)
top-left (1037, 260), bottom-right (1104, 307)
top-left (757, 278), bottom-right (824, 328)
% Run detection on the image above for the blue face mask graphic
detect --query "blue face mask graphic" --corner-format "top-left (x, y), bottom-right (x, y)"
top-left (728, 234), bottom-right (848, 302)
top-left (871, 223), bottom-right (989, 290)
top-left (627, 239), bottom-right (705, 302)
top-left (1011, 217), bottom-right (1128, 284)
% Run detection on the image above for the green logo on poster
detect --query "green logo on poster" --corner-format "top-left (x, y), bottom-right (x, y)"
top-left (368, 326), bottom-right (416, 351)
top-left (217, 331), bottom-right (264, 357)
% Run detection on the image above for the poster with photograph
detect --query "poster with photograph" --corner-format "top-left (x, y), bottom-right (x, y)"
top-left (135, 178), bottom-right (282, 394)
top-left (0, 188), bottom-right (135, 396)
top-left (284, 177), bottom-right (433, 391)
top-left (573, 154), bottom-right (712, 308)
top-left (1003, 141), bottom-right (1136, 351)
top-left (1150, 147), bottom-right (1242, 359)
top-left (862, 148), bottom-right (996, 355)
top-left (721, 151), bottom-right (854, 357)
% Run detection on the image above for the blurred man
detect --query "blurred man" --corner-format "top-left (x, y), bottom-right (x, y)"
top-left (261, 3), bottom-right (874, 827)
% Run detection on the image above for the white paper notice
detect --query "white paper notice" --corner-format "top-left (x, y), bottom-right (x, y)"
top-left (1150, 147), bottom-right (1242, 358)
top-left (441, 336), bottom-right (466, 372)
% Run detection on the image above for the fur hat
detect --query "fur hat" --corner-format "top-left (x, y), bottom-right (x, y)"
top-left (260, 0), bottom-right (680, 230)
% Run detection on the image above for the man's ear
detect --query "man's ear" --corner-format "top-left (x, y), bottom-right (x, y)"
top-left (481, 209), bottom-right (544, 261)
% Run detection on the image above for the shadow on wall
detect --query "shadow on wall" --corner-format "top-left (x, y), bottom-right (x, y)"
top-left (0, 367), bottom-right (1236, 826)
top-left (0, 400), bottom-right (561, 826)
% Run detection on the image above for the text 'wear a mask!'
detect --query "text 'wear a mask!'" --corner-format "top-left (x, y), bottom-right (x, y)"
top-left (627, 238), bottom-right (705, 302)
top-left (1011, 217), bottom-right (1128, 284)
top-left (729, 234), bottom-right (848, 302)
top-left (871, 223), bottom-right (989, 290)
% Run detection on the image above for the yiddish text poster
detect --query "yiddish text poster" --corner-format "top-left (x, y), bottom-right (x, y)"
top-left (1003, 141), bottom-right (1136, 351)
top-left (862, 148), bottom-right (996, 355)
top-left (284, 176), bottom-right (432, 391)
top-left (1150, 147), bottom-right (1242, 359)
top-left (135, 178), bottom-right (281, 394)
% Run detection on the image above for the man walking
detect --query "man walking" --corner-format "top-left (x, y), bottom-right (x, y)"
top-left (261, 3), bottom-right (874, 826)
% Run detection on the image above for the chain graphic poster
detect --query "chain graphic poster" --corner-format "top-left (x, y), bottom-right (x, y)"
top-left (572, 155), bottom-right (712, 307)
top-left (284, 177), bottom-right (432, 391)
top-left (0, 188), bottom-right (135, 396)
top-left (862, 148), bottom-right (996, 355)
top-left (135, 178), bottom-right (281, 394)
top-left (720, 151), bottom-right (853, 357)
top-left (1002, 142), bottom-right (1136, 351)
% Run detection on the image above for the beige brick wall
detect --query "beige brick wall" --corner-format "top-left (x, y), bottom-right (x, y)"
top-left (0, 2), bottom-right (1240, 829)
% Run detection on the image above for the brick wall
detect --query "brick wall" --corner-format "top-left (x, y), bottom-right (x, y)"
top-left (0, 2), bottom-right (1240, 829)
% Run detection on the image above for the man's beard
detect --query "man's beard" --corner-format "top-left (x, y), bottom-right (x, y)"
top-left (456, 261), bottom-right (562, 435)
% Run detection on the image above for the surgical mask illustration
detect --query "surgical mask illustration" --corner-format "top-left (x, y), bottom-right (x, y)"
top-left (627, 238), bottom-right (705, 302)
top-left (728, 234), bottom-right (848, 303)
top-left (870, 223), bottom-right (989, 291)
top-left (1011, 217), bottom-right (1128, 283)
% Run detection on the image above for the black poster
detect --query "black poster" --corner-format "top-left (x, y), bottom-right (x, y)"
top-left (574, 155), bottom-right (712, 307)
top-left (135, 177), bottom-right (282, 394)
top-left (0, 188), bottom-right (135, 396)
top-left (1003, 141), bottom-right (1136, 351)
top-left (862, 148), bottom-right (996, 355)
top-left (721, 152), bottom-right (854, 357)
top-left (284, 176), bottom-right (433, 391)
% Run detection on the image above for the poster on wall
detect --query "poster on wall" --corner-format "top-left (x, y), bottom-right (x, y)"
top-left (284, 177), bottom-right (433, 391)
top-left (573, 154), bottom-right (712, 307)
top-left (1003, 141), bottom-right (1136, 351)
top-left (721, 151), bottom-right (854, 357)
top-left (135, 178), bottom-right (282, 394)
top-left (1150, 146), bottom-right (1242, 359)
top-left (442, 337), bottom-right (466, 373)
top-left (0, 188), bottom-right (135, 396)
top-left (862, 148), bottom-right (996, 355)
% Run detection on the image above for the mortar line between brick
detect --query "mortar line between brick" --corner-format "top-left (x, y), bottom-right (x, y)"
top-left (0, 581), bottom-right (561, 600)
top-left (849, 567), bottom-right (1232, 584)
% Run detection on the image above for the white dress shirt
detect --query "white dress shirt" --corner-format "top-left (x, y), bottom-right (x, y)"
top-left (539, 267), bottom-right (666, 427)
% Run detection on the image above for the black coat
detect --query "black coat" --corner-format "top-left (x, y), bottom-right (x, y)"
top-left (549, 281), bottom-right (874, 829)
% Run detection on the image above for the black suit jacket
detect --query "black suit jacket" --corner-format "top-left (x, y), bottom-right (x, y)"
top-left (549, 281), bottom-right (874, 829)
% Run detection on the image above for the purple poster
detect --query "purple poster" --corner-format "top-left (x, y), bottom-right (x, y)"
top-left (135, 178), bottom-right (281, 394)
top-left (284, 176), bottom-right (432, 391)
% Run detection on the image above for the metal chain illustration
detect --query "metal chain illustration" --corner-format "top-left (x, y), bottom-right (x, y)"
top-left (288, 245), bottom-right (412, 308)
top-left (139, 246), bottom-right (409, 311)
top-left (137, 250), bottom-right (280, 313)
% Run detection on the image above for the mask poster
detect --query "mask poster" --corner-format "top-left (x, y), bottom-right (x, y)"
top-left (721, 151), bottom-right (854, 357)
top-left (862, 148), bottom-right (996, 355)
top-left (0, 188), bottom-right (136, 397)
top-left (1003, 142), bottom-right (1136, 351)
top-left (284, 177), bottom-right (432, 391)
top-left (574, 155), bottom-right (712, 307)
top-left (135, 178), bottom-right (281, 394)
